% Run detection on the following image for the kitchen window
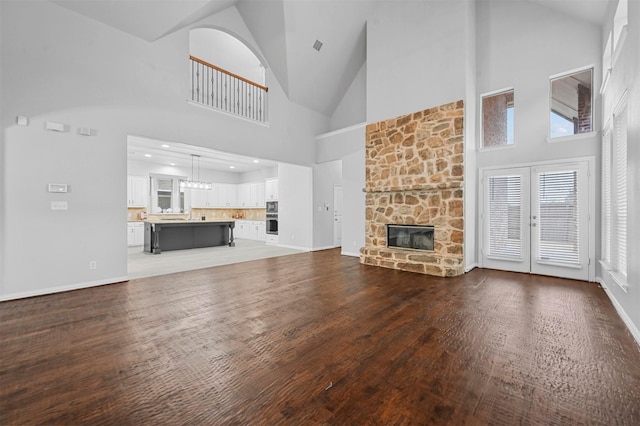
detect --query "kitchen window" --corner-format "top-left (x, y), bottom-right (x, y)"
top-left (150, 174), bottom-right (186, 214)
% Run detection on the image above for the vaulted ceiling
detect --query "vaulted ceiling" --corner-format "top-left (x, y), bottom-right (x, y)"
top-left (50, 0), bottom-right (612, 117)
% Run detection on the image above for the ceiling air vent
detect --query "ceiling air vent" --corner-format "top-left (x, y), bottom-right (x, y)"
top-left (313, 40), bottom-right (323, 52)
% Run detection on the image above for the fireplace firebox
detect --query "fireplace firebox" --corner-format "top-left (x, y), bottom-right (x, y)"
top-left (387, 225), bottom-right (434, 251)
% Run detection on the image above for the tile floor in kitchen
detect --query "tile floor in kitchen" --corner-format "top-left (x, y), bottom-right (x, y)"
top-left (128, 239), bottom-right (304, 279)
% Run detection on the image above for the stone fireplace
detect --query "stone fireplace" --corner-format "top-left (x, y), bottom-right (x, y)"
top-left (360, 100), bottom-right (464, 277)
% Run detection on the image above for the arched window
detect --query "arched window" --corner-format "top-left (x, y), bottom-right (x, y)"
top-left (189, 28), bottom-right (268, 122)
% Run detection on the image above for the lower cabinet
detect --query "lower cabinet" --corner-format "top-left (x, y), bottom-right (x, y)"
top-left (128, 222), bottom-right (145, 246)
top-left (235, 220), bottom-right (266, 242)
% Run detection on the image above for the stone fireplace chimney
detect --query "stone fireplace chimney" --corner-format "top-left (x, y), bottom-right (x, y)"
top-left (360, 100), bottom-right (464, 277)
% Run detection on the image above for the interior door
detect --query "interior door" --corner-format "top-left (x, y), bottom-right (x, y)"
top-left (482, 161), bottom-right (590, 281)
top-left (334, 185), bottom-right (343, 247)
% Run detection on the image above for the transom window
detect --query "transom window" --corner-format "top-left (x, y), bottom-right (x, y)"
top-left (549, 68), bottom-right (593, 138)
top-left (481, 89), bottom-right (514, 148)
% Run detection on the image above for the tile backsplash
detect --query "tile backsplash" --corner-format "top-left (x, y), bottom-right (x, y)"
top-left (127, 207), bottom-right (266, 222)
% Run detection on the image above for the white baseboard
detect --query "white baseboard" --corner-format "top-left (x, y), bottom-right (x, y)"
top-left (313, 245), bottom-right (336, 251)
top-left (598, 277), bottom-right (640, 349)
top-left (465, 263), bottom-right (479, 273)
top-left (0, 276), bottom-right (129, 302)
top-left (276, 244), bottom-right (311, 252)
top-left (341, 251), bottom-right (361, 257)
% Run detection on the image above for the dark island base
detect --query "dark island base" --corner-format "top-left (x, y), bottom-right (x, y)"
top-left (144, 221), bottom-right (235, 254)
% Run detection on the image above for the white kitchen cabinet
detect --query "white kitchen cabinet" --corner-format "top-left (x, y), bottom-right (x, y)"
top-left (127, 222), bottom-right (145, 246)
top-left (235, 220), bottom-right (248, 239)
top-left (128, 176), bottom-right (148, 207)
top-left (256, 182), bottom-right (266, 207)
top-left (217, 184), bottom-right (237, 207)
top-left (248, 221), bottom-right (259, 240)
top-left (258, 221), bottom-right (266, 242)
top-left (238, 182), bottom-right (266, 207)
top-left (237, 183), bottom-right (251, 207)
top-left (191, 185), bottom-right (217, 208)
top-left (265, 179), bottom-right (278, 201)
top-left (234, 220), bottom-right (265, 241)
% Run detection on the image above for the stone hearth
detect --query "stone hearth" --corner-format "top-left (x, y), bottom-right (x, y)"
top-left (360, 100), bottom-right (464, 277)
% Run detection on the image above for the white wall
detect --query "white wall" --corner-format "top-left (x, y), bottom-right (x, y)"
top-left (315, 123), bottom-right (366, 164)
top-left (341, 149), bottom-right (366, 257)
top-left (475, 0), bottom-right (602, 277)
top-left (277, 163), bottom-right (313, 251)
top-left (329, 62), bottom-right (366, 131)
top-left (475, 1), bottom-right (602, 170)
top-left (128, 159), bottom-right (241, 184)
top-left (240, 166), bottom-right (278, 183)
top-left (312, 160), bottom-right (342, 250)
top-left (464, 0), bottom-right (478, 271)
top-left (366, 0), bottom-right (468, 123)
top-left (599, 0), bottom-right (640, 343)
top-left (4, 113), bottom-right (128, 299)
top-left (190, 28), bottom-right (265, 84)
top-left (314, 124), bottom-right (365, 256)
top-left (0, 1), bottom-right (327, 299)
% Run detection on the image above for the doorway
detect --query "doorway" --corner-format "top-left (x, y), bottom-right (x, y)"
top-left (334, 185), bottom-right (343, 247)
top-left (480, 159), bottom-right (594, 281)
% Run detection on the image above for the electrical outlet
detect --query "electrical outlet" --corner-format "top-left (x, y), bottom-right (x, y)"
top-left (89, 261), bottom-right (97, 270)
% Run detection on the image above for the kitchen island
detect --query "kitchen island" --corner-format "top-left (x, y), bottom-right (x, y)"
top-left (143, 220), bottom-right (235, 254)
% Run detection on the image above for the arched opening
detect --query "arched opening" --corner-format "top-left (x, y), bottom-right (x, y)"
top-left (188, 28), bottom-right (268, 122)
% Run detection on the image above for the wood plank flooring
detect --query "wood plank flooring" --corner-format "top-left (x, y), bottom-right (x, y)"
top-left (1, 249), bottom-right (639, 425)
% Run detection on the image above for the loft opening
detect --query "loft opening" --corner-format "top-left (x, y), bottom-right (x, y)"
top-left (189, 28), bottom-right (268, 123)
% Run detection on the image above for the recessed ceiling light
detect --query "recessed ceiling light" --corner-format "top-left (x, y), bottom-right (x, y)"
top-left (253, 159), bottom-right (259, 163)
top-left (169, 162), bottom-right (176, 166)
top-left (229, 166), bottom-right (235, 169)
top-left (144, 154), bottom-right (152, 157)
top-left (161, 144), bottom-right (170, 148)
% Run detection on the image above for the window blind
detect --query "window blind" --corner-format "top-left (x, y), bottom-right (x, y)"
top-left (488, 175), bottom-right (522, 259)
top-left (613, 103), bottom-right (628, 279)
top-left (537, 170), bottom-right (579, 264)
top-left (602, 128), bottom-right (612, 265)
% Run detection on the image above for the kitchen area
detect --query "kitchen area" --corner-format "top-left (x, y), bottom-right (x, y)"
top-left (126, 136), bottom-right (300, 278)
top-left (127, 176), bottom-right (280, 249)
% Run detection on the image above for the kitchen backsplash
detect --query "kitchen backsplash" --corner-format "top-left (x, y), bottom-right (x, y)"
top-left (127, 207), bottom-right (266, 222)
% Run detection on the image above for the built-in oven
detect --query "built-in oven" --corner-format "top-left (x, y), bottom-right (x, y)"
top-left (266, 213), bottom-right (278, 235)
top-left (266, 201), bottom-right (278, 214)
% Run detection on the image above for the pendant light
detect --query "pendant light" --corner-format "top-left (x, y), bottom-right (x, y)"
top-left (180, 154), bottom-right (212, 190)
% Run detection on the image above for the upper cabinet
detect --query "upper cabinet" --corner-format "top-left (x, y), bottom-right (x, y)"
top-left (188, 181), bottom-right (270, 209)
top-left (217, 183), bottom-right (237, 208)
top-left (238, 182), bottom-right (266, 207)
top-left (191, 185), bottom-right (218, 208)
top-left (265, 179), bottom-right (278, 201)
top-left (127, 176), bottom-right (148, 207)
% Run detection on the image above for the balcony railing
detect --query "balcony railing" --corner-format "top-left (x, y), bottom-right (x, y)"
top-left (189, 55), bottom-right (268, 123)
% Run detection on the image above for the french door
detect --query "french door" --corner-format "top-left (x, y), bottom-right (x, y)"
top-left (482, 161), bottom-right (590, 281)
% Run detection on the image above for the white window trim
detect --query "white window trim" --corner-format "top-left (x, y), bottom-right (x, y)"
top-left (600, 90), bottom-right (629, 292)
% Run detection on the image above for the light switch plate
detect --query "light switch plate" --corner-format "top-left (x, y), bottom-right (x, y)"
top-left (48, 183), bottom-right (68, 193)
top-left (51, 201), bottom-right (68, 210)
top-left (46, 121), bottom-right (65, 132)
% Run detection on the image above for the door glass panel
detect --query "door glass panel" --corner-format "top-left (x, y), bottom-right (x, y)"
top-left (536, 170), bottom-right (579, 264)
top-left (487, 175), bottom-right (522, 259)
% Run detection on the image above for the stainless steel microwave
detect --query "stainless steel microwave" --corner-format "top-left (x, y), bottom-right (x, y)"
top-left (266, 201), bottom-right (278, 214)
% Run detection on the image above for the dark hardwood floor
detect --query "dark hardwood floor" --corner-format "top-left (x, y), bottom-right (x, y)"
top-left (1, 249), bottom-right (639, 425)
